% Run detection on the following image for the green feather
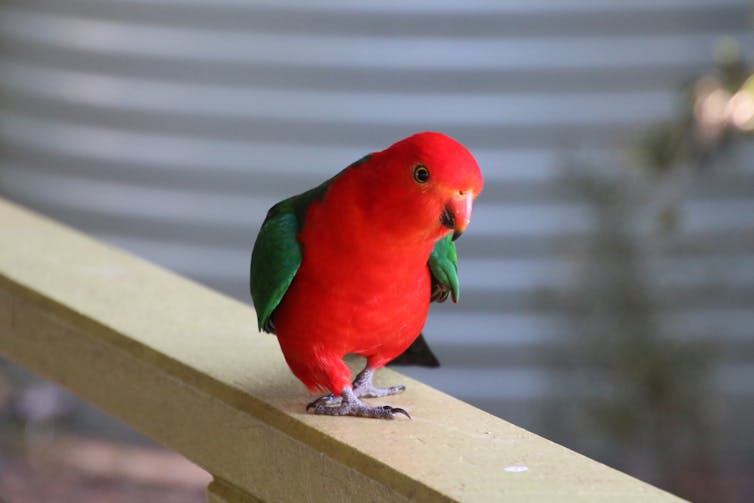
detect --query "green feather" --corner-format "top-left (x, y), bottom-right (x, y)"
top-left (428, 234), bottom-right (460, 303)
top-left (249, 155), bottom-right (371, 332)
top-left (250, 179), bottom-right (330, 332)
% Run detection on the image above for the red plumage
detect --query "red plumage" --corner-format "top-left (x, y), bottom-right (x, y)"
top-left (272, 132), bottom-right (483, 396)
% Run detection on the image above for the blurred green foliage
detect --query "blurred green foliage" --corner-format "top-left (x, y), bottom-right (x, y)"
top-left (545, 40), bottom-right (752, 502)
top-left (637, 38), bottom-right (753, 176)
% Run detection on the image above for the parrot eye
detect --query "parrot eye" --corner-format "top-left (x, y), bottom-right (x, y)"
top-left (413, 165), bottom-right (430, 184)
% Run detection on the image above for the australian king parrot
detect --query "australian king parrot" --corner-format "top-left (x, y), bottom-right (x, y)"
top-left (250, 132), bottom-right (484, 419)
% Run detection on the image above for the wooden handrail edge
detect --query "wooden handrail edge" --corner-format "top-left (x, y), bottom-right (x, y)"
top-left (0, 197), bottom-right (684, 502)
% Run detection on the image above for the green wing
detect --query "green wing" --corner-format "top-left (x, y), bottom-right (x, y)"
top-left (428, 234), bottom-right (460, 303)
top-left (249, 155), bottom-right (372, 333)
top-left (250, 179), bottom-right (331, 333)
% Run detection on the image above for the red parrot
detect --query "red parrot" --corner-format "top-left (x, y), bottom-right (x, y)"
top-left (250, 132), bottom-right (484, 419)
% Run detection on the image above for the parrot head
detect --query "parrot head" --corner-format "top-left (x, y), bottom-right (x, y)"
top-left (364, 131), bottom-right (484, 242)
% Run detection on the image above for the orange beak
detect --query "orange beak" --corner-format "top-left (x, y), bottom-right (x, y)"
top-left (441, 191), bottom-right (474, 241)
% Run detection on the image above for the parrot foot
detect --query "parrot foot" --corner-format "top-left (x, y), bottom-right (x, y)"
top-left (351, 367), bottom-right (406, 398)
top-left (306, 387), bottom-right (410, 419)
top-left (306, 393), bottom-right (341, 409)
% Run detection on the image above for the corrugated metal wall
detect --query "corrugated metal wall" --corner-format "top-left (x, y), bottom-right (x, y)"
top-left (1, 0), bottom-right (753, 443)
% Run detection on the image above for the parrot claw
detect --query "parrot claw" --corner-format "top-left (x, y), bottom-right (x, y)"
top-left (306, 387), bottom-right (410, 420)
top-left (382, 405), bottom-right (411, 419)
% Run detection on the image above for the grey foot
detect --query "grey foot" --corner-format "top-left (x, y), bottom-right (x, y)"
top-left (352, 367), bottom-right (406, 398)
top-left (306, 388), bottom-right (410, 419)
top-left (306, 393), bottom-right (341, 409)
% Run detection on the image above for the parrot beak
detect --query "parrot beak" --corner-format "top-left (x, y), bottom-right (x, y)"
top-left (441, 191), bottom-right (474, 241)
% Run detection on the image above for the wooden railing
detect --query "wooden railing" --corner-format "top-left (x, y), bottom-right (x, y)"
top-left (0, 197), bottom-right (682, 502)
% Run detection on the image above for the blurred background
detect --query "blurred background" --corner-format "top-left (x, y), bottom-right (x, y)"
top-left (1, 0), bottom-right (753, 501)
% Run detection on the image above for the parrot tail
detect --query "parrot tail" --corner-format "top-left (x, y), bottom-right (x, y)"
top-left (388, 333), bottom-right (440, 367)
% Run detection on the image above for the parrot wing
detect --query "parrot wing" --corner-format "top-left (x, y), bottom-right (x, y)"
top-left (428, 234), bottom-right (460, 303)
top-left (250, 179), bottom-right (332, 333)
top-left (250, 156), bottom-right (373, 333)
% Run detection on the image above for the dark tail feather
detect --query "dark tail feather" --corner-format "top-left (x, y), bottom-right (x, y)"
top-left (389, 333), bottom-right (440, 367)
